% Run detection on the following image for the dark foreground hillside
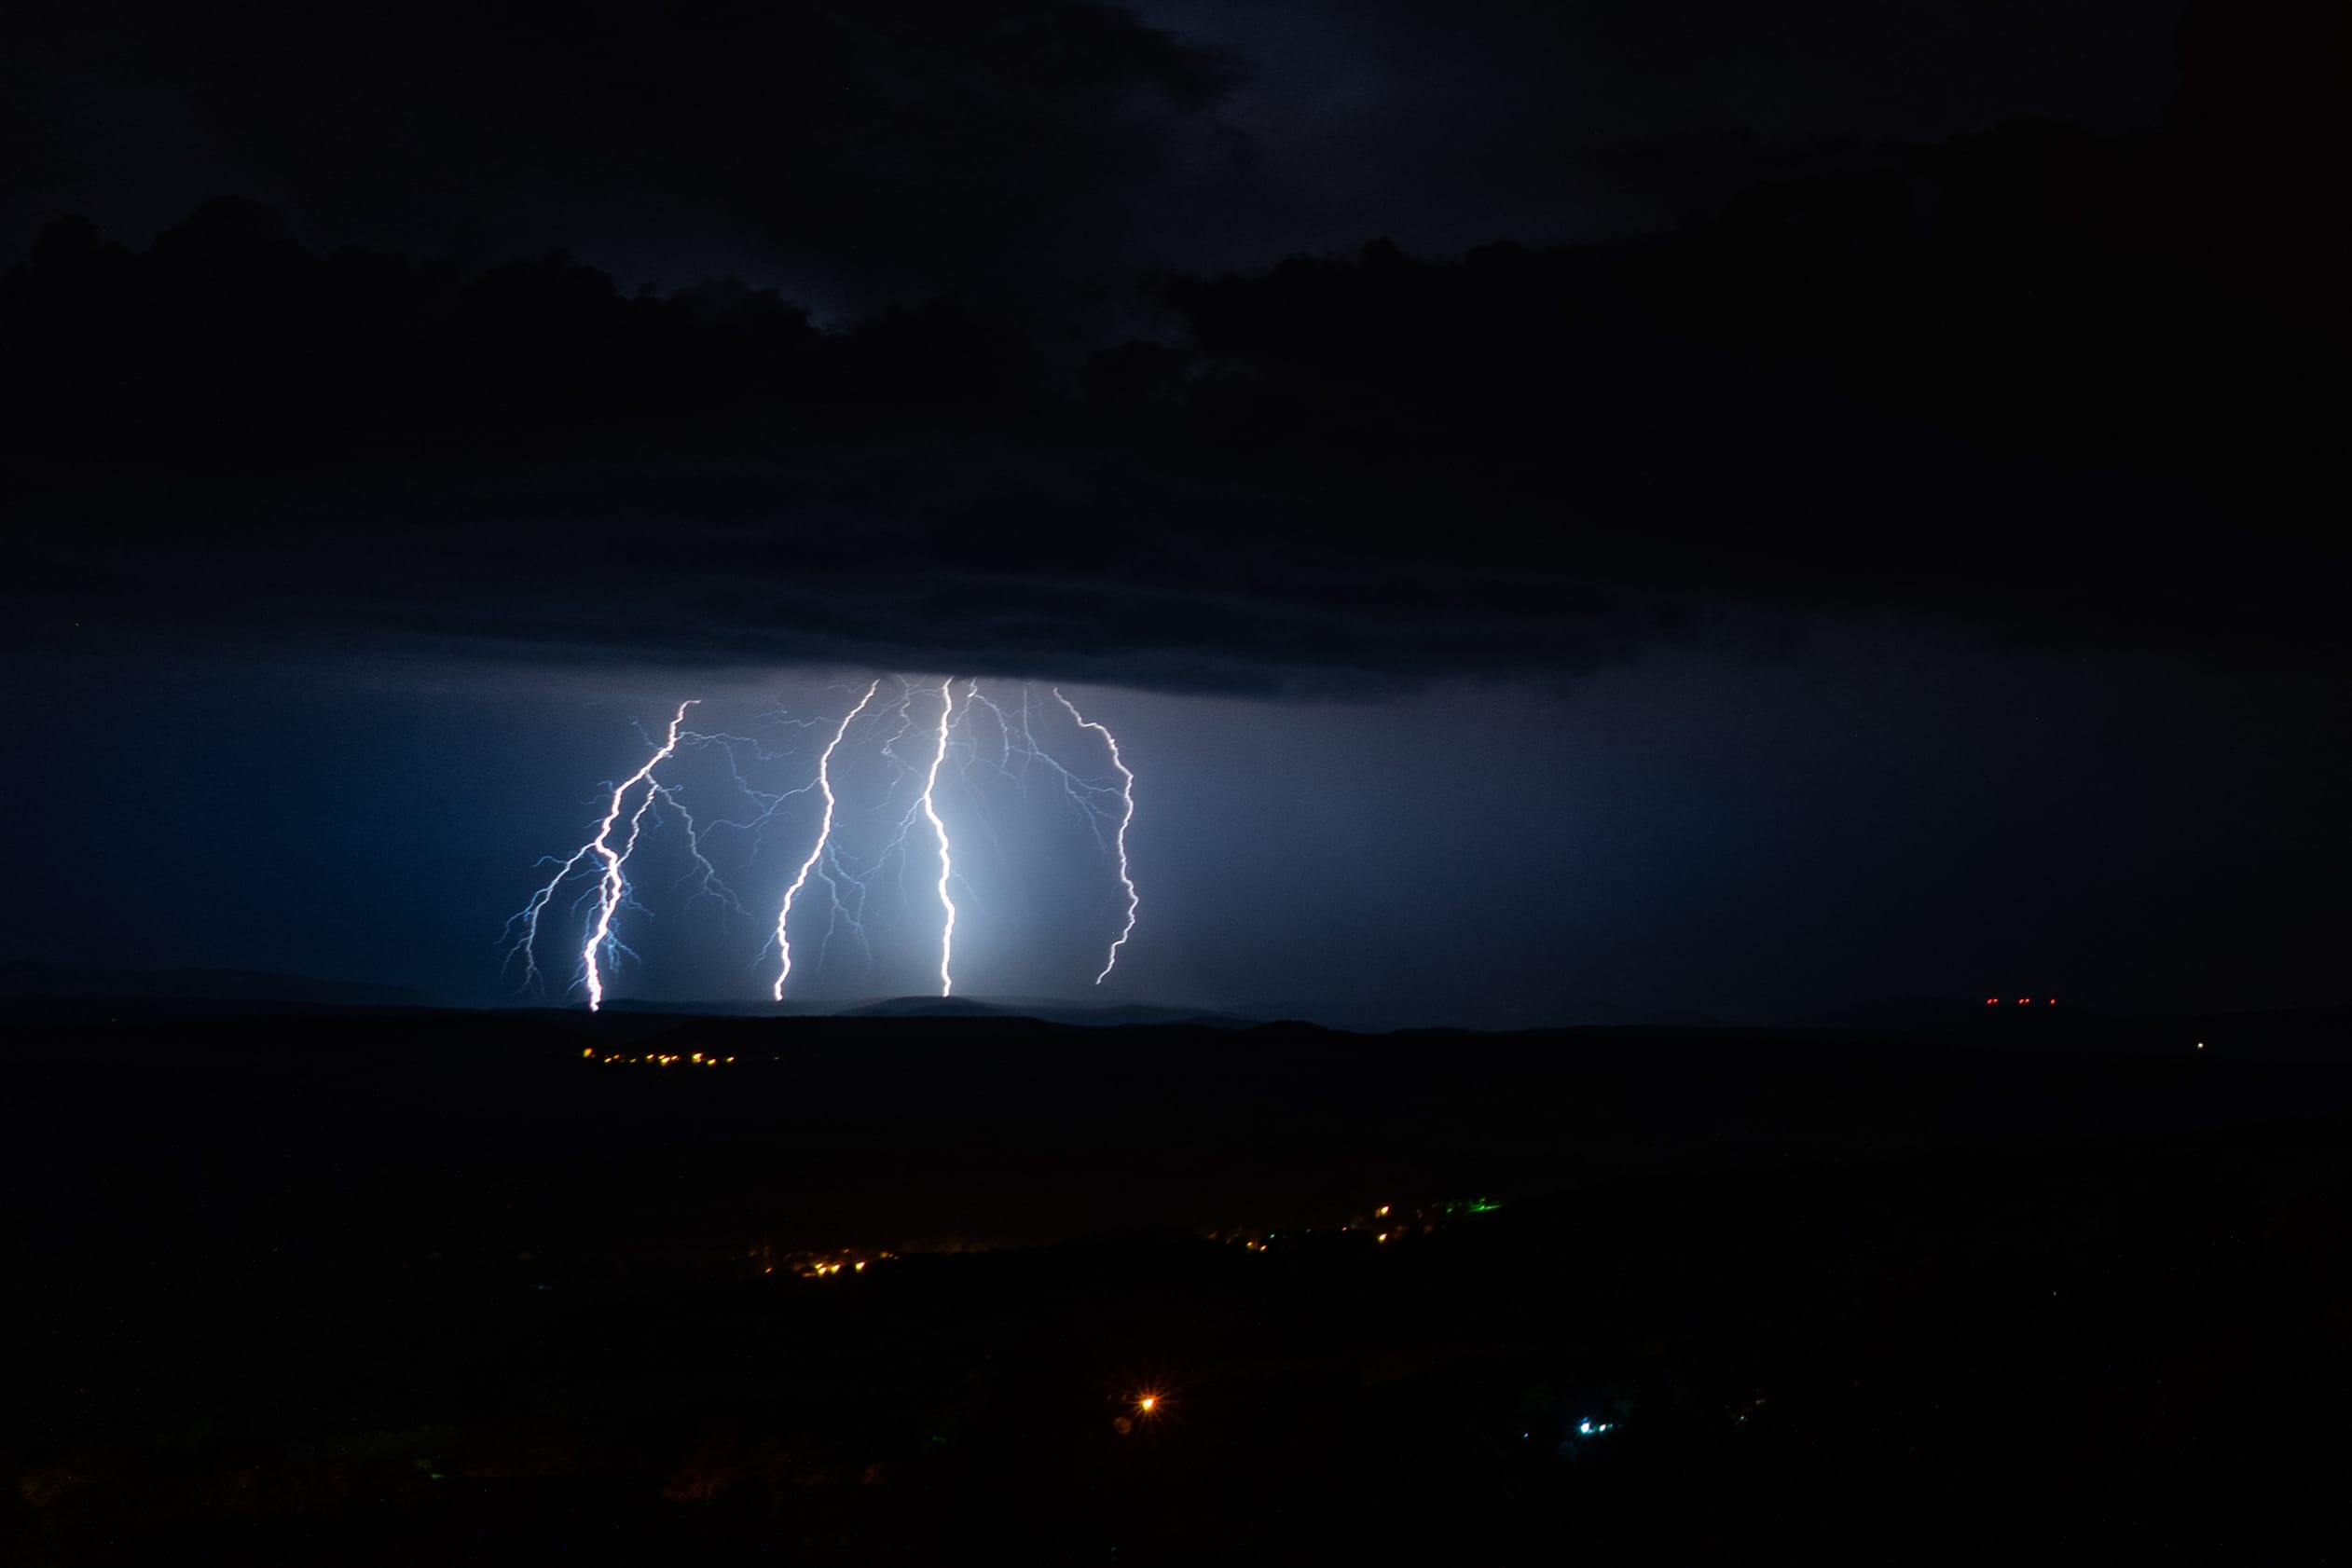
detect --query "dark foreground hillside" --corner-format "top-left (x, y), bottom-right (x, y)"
top-left (5, 1009), bottom-right (2348, 1561)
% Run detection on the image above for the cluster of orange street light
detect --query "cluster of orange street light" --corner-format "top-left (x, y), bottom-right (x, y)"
top-left (1223, 1199), bottom-right (1499, 1254)
top-left (582, 1048), bottom-right (736, 1066)
top-left (747, 1245), bottom-right (896, 1280)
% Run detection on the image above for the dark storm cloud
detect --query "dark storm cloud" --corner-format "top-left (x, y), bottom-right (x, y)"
top-left (3, 0), bottom-right (2194, 292)
top-left (1144, 0), bottom-right (2192, 257)
top-left (0, 0), bottom-right (1241, 311)
top-left (4, 0), bottom-right (2343, 693)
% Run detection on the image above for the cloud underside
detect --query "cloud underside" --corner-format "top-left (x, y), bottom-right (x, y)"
top-left (6, 95), bottom-right (2344, 690)
top-left (9, 386), bottom-right (2333, 695)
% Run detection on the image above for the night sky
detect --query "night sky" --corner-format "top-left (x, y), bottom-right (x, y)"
top-left (4, 0), bottom-right (2344, 1026)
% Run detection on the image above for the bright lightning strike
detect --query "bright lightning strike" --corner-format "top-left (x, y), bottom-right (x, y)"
top-left (772, 680), bottom-right (880, 1000)
top-left (919, 679), bottom-right (959, 997)
top-left (505, 699), bottom-right (698, 1011)
top-left (579, 700), bottom-right (701, 1012)
top-left (1053, 688), bottom-right (1138, 983)
top-left (511, 679), bottom-right (1139, 1006)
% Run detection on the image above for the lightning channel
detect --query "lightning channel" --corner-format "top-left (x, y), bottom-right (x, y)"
top-left (1052, 688), bottom-right (1138, 983)
top-left (577, 701), bottom-right (698, 1011)
top-left (771, 680), bottom-right (881, 1000)
top-left (513, 678), bottom-right (1138, 1006)
top-left (919, 679), bottom-right (959, 997)
top-left (504, 700), bottom-right (700, 1011)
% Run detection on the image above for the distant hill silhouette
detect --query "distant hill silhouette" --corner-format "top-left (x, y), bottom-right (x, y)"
top-left (1247, 997), bottom-right (1728, 1032)
top-left (588, 993), bottom-right (1257, 1027)
top-left (1793, 997), bottom-right (2352, 1062)
top-left (0, 958), bottom-right (444, 1011)
top-left (1796, 997), bottom-right (2079, 1031)
top-left (835, 995), bottom-right (1256, 1029)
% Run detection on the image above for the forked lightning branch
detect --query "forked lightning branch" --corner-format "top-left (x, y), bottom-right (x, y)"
top-left (504, 680), bottom-right (1138, 1011)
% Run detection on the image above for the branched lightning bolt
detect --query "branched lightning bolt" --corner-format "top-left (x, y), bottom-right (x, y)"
top-left (959, 683), bottom-right (1120, 851)
top-left (512, 678), bottom-right (1134, 1006)
top-left (579, 701), bottom-right (699, 1011)
top-left (650, 784), bottom-right (746, 916)
top-left (920, 679), bottom-right (959, 997)
top-left (667, 727), bottom-right (819, 860)
top-left (764, 678), bottom-right (942, 986)
top-left (1052, 688), bottom-right (1138, 983)
top-left (772, 680), bottom-right (881, 1000)
top-left (505, 699), bottom-right (698, 1011)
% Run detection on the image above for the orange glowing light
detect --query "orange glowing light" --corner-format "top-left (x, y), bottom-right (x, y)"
top-left (1377, 1232), bottom-right (1389, 1244)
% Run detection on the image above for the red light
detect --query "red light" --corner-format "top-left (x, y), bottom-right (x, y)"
top-left (2047, 997), bottom-right (2056, 1005)
top-left (2016, 997), bottom-right (2029, 1006)
top-left (1987, 997), bottom-right (1999, 1005)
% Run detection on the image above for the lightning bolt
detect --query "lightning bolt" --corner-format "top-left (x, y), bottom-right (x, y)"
top-left (667, 718), bottom-right (825, 864)
top-left (958, 683), bottom-right (1117, 851)
top-left (920, 679), bottom-right (960, 997)
top-left (765, 678), bottom-right (941, 988)
top-left (1052, 688), bottom-right (1138, 983)
top-left (505, 699), bottom-right (698, 1011)
top-left (772, 680), bottom-right (881, 1000)
top-left (579, 701), bottom-right (699, 1011)
top-left (513, 678), bottom-right (1133, 1006)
